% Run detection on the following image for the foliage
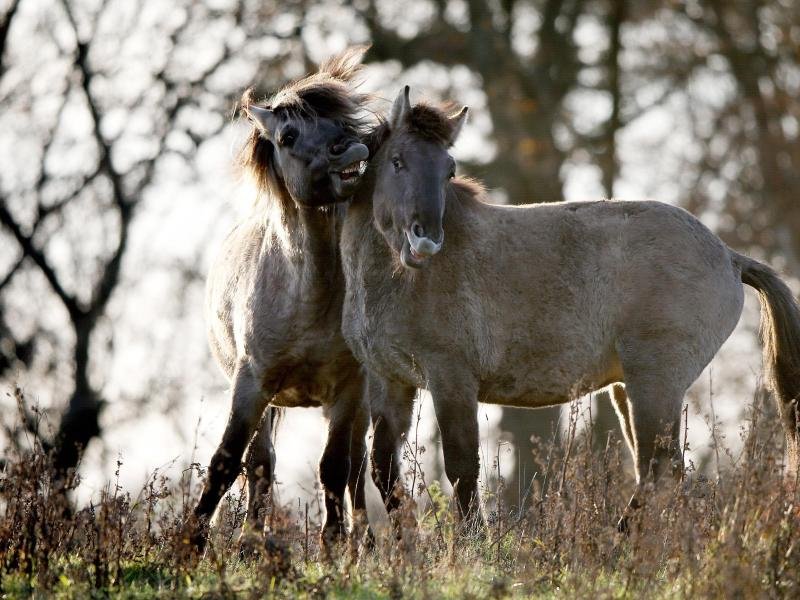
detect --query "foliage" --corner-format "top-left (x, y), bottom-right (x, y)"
top-left (1, 390), bottom-right (797, 599)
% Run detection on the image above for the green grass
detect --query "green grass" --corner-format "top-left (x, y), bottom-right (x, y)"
top-left (1, 403), bottom-right (798, 599)
top-left (1, 553), bottom-right (640, 599)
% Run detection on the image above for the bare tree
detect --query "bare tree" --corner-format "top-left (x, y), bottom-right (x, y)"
top-left (0, 0), bottom-right (312, 484)
top-left (689, 0), bottom-right (800, 270)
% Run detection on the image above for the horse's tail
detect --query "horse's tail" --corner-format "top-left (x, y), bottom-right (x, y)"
top-left (734, 251), bottom-right (800, 480)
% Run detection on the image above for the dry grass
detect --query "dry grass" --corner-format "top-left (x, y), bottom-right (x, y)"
top-left (0, 390), bottom-right (798, 599)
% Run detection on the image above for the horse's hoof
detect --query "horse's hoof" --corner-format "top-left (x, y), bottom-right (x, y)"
top-left (362, 526), bottom-right (376, 551)
top-left (262, 536), bottom-right (293, 576)
top-left (320, 525), bottom-right (347, 557)
top-left (616, 515), bottom-right (630, 535)
top-left (237, 530), bottom-right (263, 561)
top-left (178, 516), bottom-right (209, 559)
top-left (348, 523), bottom-right (376, 554)
top-left (389, 509), bottom-right (418, 542)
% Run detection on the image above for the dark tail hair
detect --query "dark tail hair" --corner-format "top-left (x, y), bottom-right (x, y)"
top-left (735, 251), bottom-right (800, 480)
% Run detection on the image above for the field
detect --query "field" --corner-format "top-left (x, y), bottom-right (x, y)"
top-left (1, 396), bottom-right (798, 599)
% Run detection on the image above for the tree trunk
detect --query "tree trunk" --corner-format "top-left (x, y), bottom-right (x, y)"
top-left (51, 318), bottom-right (101, 482)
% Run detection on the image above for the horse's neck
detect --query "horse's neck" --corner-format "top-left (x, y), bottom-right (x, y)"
top-left (296, 206), bottom-right (340, 269)
top-left (342, 195), bottom-right (395, 281)
top-left (264, 200), bottom-right (342, 289)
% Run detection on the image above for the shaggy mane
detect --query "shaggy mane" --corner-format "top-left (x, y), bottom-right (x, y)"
top-left (239, 46), bottom-right (372, 196)
top-left (406, 102), bottom-right (460, 146)
top-left (451, 176), bottom-right (486, 201)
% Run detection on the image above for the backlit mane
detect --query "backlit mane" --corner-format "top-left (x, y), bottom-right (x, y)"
top-left (239, 47), bottom-right (372, 200)
top-left (406, 102), bottom-right (461, 146)
top-left (450, 176), bottom-right (486, 202)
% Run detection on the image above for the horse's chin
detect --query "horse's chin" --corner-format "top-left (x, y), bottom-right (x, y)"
top-left (400, 236), bottom-right (429, 269)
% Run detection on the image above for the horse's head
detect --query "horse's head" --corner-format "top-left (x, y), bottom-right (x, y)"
top-left (241, 48), bottom-right (371, 207)
top-left (370, 86), bottom-right (467, 269)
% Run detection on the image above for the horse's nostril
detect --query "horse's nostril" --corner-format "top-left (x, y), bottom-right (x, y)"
top-left (331, 143), bottom-right (347, 156)
top-left (412, 223), bottom-right (425, 238)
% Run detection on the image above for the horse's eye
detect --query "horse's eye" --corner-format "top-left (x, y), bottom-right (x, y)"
top-left (391, 156), bottom-right (403, 172)
top-left (448, 158), bottom-right (456, 179)
top-left (278, 129), bottom-right (297, 146)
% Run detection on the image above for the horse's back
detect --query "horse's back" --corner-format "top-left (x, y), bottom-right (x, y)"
top-left (541, 199), bottom-right (745, 355)
top-left (603, 200), bottom-right (745, 382)
top-left (453, 198), bottom-right (744, 402)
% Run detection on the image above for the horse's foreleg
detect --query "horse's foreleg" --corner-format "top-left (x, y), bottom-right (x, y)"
top-left (190, 363), bottom-right (269, 551)
top-left (240, 407), bottom-right (276, 548)
top-left (347, 395), bottom-right (372, 547)
top-left (430, 375), bottom-right (483, 533)
top-left (319, 377), bottom-right (363, 550)
top-left (368, 375), bottom-right (415, 523)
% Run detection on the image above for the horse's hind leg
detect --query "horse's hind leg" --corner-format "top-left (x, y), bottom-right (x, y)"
top-left (239, 407), bottom-right (276, 550)
top-left (190, 362), bottom-right (269, 551)
top-left (617, 367), bottom-right (688, 531)
top-left (626, 379), bottom-right (687, 485)
top-left (609, 384), bottom-right (635, 460)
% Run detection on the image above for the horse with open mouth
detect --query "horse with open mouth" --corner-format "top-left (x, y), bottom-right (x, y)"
top-left (187, 48), bottom-right (374, 554)
top-left (342, 86), bottom-right (800, 533)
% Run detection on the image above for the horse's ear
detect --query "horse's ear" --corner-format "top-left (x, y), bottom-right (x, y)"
top-left (390, 85), bottom-right (411, 130)
top-left (448, 106), bottom-right (469, 145)
top-left (246, 105), bottom-right (278, 138)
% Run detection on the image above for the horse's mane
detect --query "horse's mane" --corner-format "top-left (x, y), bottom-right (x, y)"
top-left (406, 102), bottom-right (461, 146)
top-left (363, 117), bottom-right (390, 157)
top-left (239, 46), bottom-right (372, 199)
top-left (450, 177), bottom-right (486, 202)
top-left (366, 100), bottom-right (463, 154)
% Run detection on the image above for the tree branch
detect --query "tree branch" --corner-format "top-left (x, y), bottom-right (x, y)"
top-left (360, 1), bottom-right (470, 67)
top-left (0, 199), bottom-right (81, 319)
top-left (601, 0), bottom-right (625, 197)
top-left (59, 0), bottom-right (134, 317)
top-left (0, 253), bottom-right (24, 291)
top-left (0, 0), bottom-right (21, 77)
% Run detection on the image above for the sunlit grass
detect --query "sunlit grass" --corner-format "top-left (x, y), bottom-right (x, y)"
top-left (1, 391), bottom-right (798, 599)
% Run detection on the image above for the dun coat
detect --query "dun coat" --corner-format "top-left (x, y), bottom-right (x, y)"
top-left (189, 49), bottom-right (374, 551)
top-left (342, 88), bottom-right (800, 527)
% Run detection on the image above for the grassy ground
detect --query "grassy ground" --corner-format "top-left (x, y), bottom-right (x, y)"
top-left (1, 397), bottom-right (798, 599)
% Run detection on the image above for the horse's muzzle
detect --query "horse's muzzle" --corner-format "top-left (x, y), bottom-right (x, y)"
top-left (406, 228), bottom-right (442, 258)
top-left (400, 229), bottom-right (442, 269)
top-left (329, 143), bottom-right (369, 172)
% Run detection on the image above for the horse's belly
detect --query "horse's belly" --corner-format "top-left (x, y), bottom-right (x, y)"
top-left (271, 364), bottom-right (331, 407)
top-left (480, 371), bottom-right (574, 408)
top-left (480, 350), bottom-right (623, 408)
top-left (271, 387), bottom-right (322, 408)
top-left (271, 353), bottom-right (360, 408)
top-left (482, 387), bottom-right (571, 409)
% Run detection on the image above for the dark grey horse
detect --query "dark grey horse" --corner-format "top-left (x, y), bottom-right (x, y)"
top-left (342, 87), bottom-right (800, 531)
top-left (188, 49), bottom-right (374, 552)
